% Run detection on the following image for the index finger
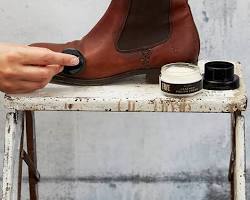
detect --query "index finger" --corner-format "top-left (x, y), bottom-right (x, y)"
top-left (19, 46), bottom-right (79, 66)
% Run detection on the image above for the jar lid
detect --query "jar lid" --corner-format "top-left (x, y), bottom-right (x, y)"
top-left (62, 48), bottom-right (86, 75)
top-left (203, 61), bottom-right (240, 90)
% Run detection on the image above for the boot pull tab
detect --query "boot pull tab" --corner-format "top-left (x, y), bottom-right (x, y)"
top-left (62, 48), bottom-right (86, 75)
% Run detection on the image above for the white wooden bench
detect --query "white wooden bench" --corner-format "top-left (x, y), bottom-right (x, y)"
top-left (2, 61), bottom-right (247, 200)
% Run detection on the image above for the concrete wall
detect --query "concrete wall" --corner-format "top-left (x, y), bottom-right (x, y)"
top-left (0, 0), bottom-right (249, 199)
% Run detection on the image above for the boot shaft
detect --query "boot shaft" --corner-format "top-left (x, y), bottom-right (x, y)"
top-left (118, 0), bottom-right (171, 51)
top-left (110, 0), bottom-right (198, 53)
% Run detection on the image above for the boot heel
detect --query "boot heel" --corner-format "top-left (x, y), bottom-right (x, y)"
top-left (146, 70), bottom-right (161, 84)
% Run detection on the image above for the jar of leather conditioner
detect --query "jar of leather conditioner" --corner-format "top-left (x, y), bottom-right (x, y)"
top-left (160, 63), bottom-right (203, 97)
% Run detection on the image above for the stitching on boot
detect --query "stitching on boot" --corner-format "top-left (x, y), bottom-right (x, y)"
top-left (140, 49), bottom-right (152, 66)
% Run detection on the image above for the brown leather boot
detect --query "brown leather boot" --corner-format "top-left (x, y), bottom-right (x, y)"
top-left (31, 0), bottom-right (200, 85)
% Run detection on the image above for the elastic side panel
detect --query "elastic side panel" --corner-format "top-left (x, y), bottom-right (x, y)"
top-left (118, 0), bottom-right (171, 51)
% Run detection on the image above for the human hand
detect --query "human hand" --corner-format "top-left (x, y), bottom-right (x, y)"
top-left (0, 43), bottom-right (79, 94)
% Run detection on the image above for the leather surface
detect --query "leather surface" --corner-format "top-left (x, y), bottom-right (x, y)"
top-left (31, 0), bottom-right (200, 80)
top-left (117, 0), bottom-right (171, 51)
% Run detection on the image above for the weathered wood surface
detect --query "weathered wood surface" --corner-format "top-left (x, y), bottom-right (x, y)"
top-left (234, 114), bottom-right (246, 200)
top-left (4, 62), bottom-right (247, 113)
top-left (2, 111), bottom-right (24, 200)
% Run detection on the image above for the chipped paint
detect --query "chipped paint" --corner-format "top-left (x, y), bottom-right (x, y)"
top-left (1, 62), bottom-right (247, 199)
top-left (3, 111), bottom-right (24, 200)
top-left (128, 101), bottom-right (136, 112)
top-left (3, 62), bottom-right (247, 113)
top-left (234, 115), bottom-right (246, 200)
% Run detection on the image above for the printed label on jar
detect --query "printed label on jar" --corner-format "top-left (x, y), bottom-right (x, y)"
top-left (161, 80), bottom-right (203, 94)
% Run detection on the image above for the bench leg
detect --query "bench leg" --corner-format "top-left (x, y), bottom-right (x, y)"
top-left (229, 112), bottom-right (246, 200)
top-left (2, 111), bottom-right (24, 200)
top-left (26, 111), bottom-right (39, 200)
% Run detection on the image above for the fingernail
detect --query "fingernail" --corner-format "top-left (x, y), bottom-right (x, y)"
top-left (59, 67), bottom-right (64, 73)
top-left (71, 57), bottom-right (79, 66)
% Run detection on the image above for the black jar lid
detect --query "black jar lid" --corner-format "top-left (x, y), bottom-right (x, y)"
top-left (203, 61), bottom-right (240, 90)
top-left (62, 48), bottom-right (86, 75)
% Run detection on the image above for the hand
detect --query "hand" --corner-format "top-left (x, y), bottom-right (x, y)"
top-left (0, 43), bottom-right (79, 94)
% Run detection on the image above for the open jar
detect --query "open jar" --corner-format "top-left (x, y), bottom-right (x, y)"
top-left (160, 63), bottom-right (203, 97)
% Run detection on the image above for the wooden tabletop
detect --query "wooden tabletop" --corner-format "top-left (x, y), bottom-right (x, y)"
top-left (4, 61), bottom-right (247, 113)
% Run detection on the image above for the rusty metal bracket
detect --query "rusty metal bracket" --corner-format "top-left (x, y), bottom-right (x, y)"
top-left (21, 150), bottom-right (40, 182)
top-left (228, 112), bottom-right (236, 183)
top-left (26, 110), bottom-right (39, 200)
top-left (228, 150), bottom-right (235, 182)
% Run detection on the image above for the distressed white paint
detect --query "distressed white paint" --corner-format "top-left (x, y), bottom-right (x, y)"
top-left (0, 0), bottom-right (249, 199)
top-left (234, 114), bottom-right (246, 200)
top-left (2, 111), bottom-right (23, 200)
top-left (2, 63), bottom-right (247, 199)
top-left (4, 62), bottom-right (247, 113)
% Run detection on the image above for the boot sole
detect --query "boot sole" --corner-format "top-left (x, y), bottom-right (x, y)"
top-left (50, 68), bottom-right (161, 86)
